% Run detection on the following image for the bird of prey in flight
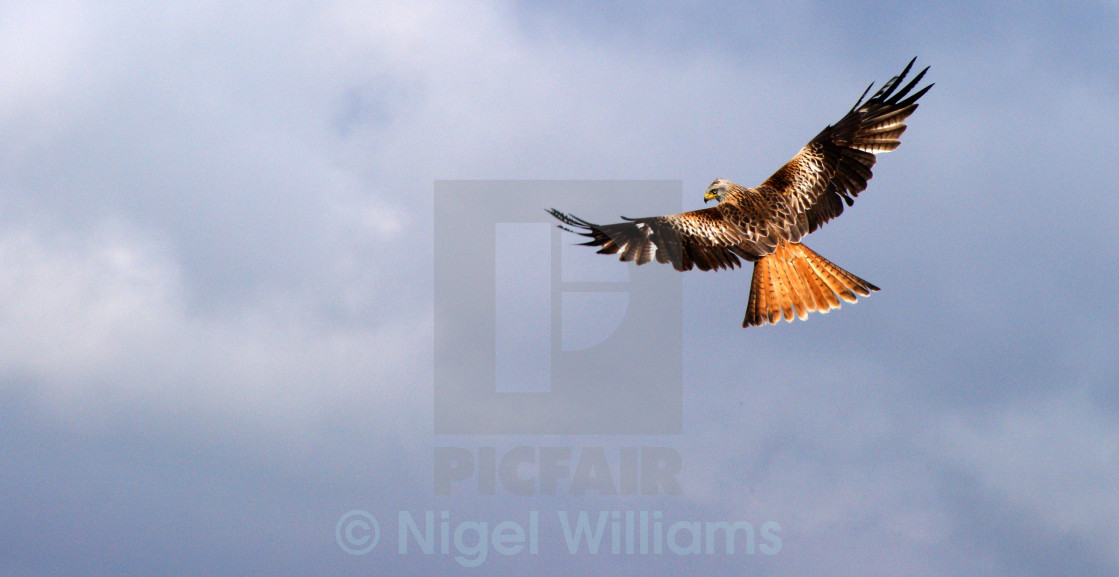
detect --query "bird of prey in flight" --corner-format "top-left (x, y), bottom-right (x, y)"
top-left (549, 58), bottom-right (932, 327)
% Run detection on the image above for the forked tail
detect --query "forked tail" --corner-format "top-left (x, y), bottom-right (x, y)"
top-left (744, 242), bottom-right (878, 327)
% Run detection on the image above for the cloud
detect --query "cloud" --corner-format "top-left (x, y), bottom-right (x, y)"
top-left (0, 218), bottom-right (429, 433)
top-left (1, 2), bottom-right (437, 429)
top-left (934, 392), bottom-right (1119, 566)
top-left (2, 1), bottom-right (1119, 576)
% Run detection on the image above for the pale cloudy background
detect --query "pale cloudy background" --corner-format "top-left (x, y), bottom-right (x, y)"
top-left (2, 1), bottom-right (1118, 575)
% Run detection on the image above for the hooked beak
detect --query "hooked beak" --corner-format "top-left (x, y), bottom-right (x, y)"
top-left (703, 193), bottom-right (716, 204)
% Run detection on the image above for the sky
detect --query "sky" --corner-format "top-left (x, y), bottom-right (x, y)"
top-left (2, 1), bottom-right (1119, 575)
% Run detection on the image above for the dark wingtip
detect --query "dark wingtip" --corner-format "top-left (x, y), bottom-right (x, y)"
top-left (547, 208), bottom-right (598, 232)
top-left (853, 58), bottom-right (933, 111)
top-left (849, 81), bottom-right (875, 112)
top-left (899, 56), bottom-right (917, 78)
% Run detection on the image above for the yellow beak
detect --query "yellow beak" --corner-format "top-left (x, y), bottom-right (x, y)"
top-left (703, 192), bottom-right (717, 203)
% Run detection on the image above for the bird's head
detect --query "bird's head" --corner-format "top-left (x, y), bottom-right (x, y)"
top-left (704, 179), bottom-right (733, 204)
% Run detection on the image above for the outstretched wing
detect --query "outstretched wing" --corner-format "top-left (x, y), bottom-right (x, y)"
top-left (758, 58), bottom-right (932, 238)
top-left (546, 207), bottom-right (758, 272)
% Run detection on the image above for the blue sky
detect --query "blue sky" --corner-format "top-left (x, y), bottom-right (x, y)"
top-left (2, 1), bottom-right (1118, 575)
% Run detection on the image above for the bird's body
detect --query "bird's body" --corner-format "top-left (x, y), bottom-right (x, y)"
top-left (549, 58), bottom-right (932, 327)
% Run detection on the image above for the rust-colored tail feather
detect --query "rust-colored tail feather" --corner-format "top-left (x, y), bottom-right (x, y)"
top-left (744, 242), bottom-right (878, 327)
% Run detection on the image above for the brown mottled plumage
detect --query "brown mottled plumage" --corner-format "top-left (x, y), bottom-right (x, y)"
top-left (549, 58), bottom-right (932, 327)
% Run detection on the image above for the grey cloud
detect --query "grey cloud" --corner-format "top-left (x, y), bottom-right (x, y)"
top-left (2, 1), bottom-right (1117, 576)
